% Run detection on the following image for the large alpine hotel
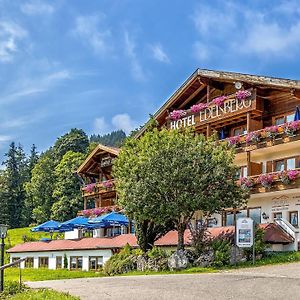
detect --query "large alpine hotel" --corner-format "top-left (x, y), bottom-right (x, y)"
top-left (8, 69), bottom-right (300, 270)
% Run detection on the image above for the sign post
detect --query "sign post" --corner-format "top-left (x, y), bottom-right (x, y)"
top-left (236, 217), bottom-right (255, 263)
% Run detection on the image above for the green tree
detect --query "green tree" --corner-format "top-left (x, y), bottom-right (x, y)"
top-left (2, 143), bottom-right (28, 228)
top-left (0, 171), bottom-right (10, 225)
top-left (51, 151), bottom-right (85, 221)
top-left (90, 130), bottom-right (126, 147)
top-left (114, 128), bottom-right (247, 251)
top-left (53, 128), bottom-right (89, 163)
top-left (24, 150), bottom-right (56, 224)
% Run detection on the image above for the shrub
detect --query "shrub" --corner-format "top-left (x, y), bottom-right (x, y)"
top-left (211, 239), bottom-right (231, 267)
top-left (103, 244), bottom-right (136, 275)
top-left (147, 247), bottom-right (168, 259)
top-left (63, 254), bottom-right (68, 269)
top-left (0, 281), bottom-right (27, 299)
top-left (244, 227), bottom-right (268, 261)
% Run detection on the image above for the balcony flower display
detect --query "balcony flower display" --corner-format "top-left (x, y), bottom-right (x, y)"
top-left (279, 170), bottom-right (300, 185)
top-left (212, 96), bottom-right (227, 107)
top-left (240, 177), bottom-right (254, 191)
top-left (102, 180), bottom-right (114, 190)
top-left (228, 135), bottom-right (241, 146)
top-left (264, 125), bottom-right (280, 139)
top-left (236, 90), bottom-right (251, 100)
top-left (245, 131), bottom-right (260, 144)
top-left (257, 174), bottom-right (274, 189)
top-left (284, 121), bottom-right (300, 137)
top-left (170, 109), bottom-right (186, 120)
top-left (190, 103), bottom-right (208, 113)
top-left (82, 206), bottom-right (119, 218)
top-left (82, 183), bottom-right (96, 193)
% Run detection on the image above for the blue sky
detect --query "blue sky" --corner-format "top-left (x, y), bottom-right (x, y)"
top-left (1, 0), bottom-right (300, 162)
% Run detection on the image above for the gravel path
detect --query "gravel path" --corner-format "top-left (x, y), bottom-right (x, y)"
top-left (27, 262), bottom-right (300, 300)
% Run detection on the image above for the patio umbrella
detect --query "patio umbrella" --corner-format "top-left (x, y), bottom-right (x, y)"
top-left (31, 220), bottom-right (62, 239)
top-left (89, 212), bottom-right (129, 227)
top-left (294, 106), bottom-right (300, 121)
top-left (59, 216), bottom-right (96, 231)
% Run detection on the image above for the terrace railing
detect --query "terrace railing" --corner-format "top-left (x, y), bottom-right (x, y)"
top-left (239, 169), bottom-right (300, 194)
top-left (224, 120), bottom-right (300, 153)
top-left (81, 179), bottom-right (116, 197)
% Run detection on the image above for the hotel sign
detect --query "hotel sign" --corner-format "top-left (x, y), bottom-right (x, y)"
top-left (236, 217), bottom-right (254, 248)
top-left (169, 97), bottom-right (254, 130)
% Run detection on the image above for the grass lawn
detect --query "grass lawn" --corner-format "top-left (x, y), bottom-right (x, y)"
top-left (5, 268), bottom-right (105, 282)
top-left (4, 289), bottom-right (79, 300)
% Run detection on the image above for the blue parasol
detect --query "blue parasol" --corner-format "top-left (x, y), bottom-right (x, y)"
top-left (294, 106), bottom-right (300, 121)
top-left (89, 212), bottom-right (129, 227)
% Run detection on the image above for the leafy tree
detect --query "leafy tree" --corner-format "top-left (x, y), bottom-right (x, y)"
top-left (0, 171), bottom-right (10, 225)
top-left (24, 150), bottom-right (56, 224)
top-left (53, 128), bottom-right (89, 162)
top-left (51, 151), bottom-right (85, 221)
top-left (114, 128), bottom-right (247, 251)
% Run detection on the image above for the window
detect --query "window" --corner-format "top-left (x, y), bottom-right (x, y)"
top-left (56, 256), bottom-right (62, 269)
top-left (274, 157), bottom-right (297, 172)
top-left (273, 212), bottom-right (282, 220)
top-left (274, 160), bottom-right (285, 172)
top-left (70, 256), bottom-right (83, 270)
top-left (222, 207), bottom-right (261, 226)
top-left (89, 256), bottom-right (103, 271)
top-left (274, 112), bottom-right (295, 125)
top-left (25, 257), bottom-right (34, 268)
top-left (289, 211), bottom-right (298, 227)
top-left (248, 207), bottom-right (261, 224)
top-left (38, 257), bottom-right (49, 268)
top-left (232, 126), bottom-right (247, 137)
top-left (12, 257), bottom-right (20, 267)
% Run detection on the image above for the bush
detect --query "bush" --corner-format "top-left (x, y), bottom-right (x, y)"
top-left (211, 239), bottom-right (231, 267)
top-left (147, 247), bottom-right (168, 259)
top-left (244, 227), bottom-right (268, 260)
top-left (0, 281), bottom-right (27, 299)
top-left (103, 244), bottom-right (136, 275)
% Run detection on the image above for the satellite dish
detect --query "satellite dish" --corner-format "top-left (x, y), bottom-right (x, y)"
top-left (235, 81), bottom-right (242, 90)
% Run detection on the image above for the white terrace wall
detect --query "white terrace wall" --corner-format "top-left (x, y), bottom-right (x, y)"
top-left (9, 249), bottom-right (113, 271)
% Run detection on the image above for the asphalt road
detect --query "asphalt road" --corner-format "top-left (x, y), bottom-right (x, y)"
top-left (27, 263), bottom-right (300, 300)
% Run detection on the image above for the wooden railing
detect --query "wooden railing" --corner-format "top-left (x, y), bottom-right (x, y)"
top-left (223, 121), bottom-right (300, 153)
top-left (239, 169), bottom-right (300, 194)
top-left (81, 180), bottom-right (116, 197)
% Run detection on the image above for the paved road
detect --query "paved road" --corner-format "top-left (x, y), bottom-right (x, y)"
top-left (27, 263), bottom-right (300, 300)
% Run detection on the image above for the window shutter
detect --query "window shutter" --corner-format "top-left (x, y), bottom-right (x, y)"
top-left (266, 161), bottom-right (273, 173)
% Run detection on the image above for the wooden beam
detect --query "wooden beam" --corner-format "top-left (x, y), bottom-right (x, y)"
top-left (178, 84), bottom-right (206, 109)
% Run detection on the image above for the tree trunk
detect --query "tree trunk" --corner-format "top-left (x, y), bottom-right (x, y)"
top-left (177, 223), bottom-right (186, 251)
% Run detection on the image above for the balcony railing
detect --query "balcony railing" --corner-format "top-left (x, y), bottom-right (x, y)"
top-left (81, 180), bottom-right (116, 197)
top-left (239, 169), bottom-right (300, 194)
top-left (224, 120), bottom-right (300, 153)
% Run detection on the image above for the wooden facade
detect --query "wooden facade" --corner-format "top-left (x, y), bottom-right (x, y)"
top-left (77, 144), bottom-right (119, 210)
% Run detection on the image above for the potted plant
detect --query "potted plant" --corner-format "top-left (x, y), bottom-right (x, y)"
top-left (279, 170), bottom-right (300, 185)
top-left (257, 174), bottom-right (274, 190)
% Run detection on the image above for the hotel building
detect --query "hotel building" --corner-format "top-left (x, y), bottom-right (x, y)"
top-left (8, 69), bottom-right (300, 268)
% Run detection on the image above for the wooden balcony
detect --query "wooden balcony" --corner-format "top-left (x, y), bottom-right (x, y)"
top-left (225, 121), bottom-right (300, 153)
top-left (239, 169), bottom-right (300, 194)
top-left (81, 180), bottom-right (116, 199)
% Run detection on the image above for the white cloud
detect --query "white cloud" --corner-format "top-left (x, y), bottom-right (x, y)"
top-left (112, 113), bottom-right (137, 134)
top-left (21, 0), bottom-right (54, 15)
top-left (150, 43), bottom-right (170, 63)
top-left (0, 135), bottom-right (12, 150)
top-left (0, 69), bottom-right (72, 104)
top-left (0, 21), bottom-right (27, 62)
top-left (93, 113), bottom-right (138, 135)
top-left (191, 3), bottom-right (300, 59)
top-left (73, 14), bottom-right (111, 55)
top-left (124, 31), bottom-right (144, 81)
top-left (93, 117), bottom-right (110, 135)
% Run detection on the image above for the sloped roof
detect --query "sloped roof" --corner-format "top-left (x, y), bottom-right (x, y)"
top-left (8, 223), bottom-right (293, 253)
top-left (135, 68), bottom-right (300, 138)
top-left (77, 144), bottom-right (120, 174)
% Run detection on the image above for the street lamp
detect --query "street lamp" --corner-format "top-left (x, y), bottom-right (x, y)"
top-left (0, 224), bottom-right (9, 293)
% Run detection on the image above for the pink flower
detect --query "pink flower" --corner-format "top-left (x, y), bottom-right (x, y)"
top-left (102, 180), bottom-right (114, 189)
top-left (287, 170), bottom-right (300, 181)
top-left (236, 90), bottom-right (251, 100)
top-left (170, 110), bottom-right (186, 120)
top-left (190, 103), bottom-right (208, 113)
top-left (228, 136), bottom-right (241, 146)
top-left (82, 183), bottom-right (96, 193)
top-left (240, 177), bottom-right (254, 189)
top-left (212, 96), bottom-right (227, 107)
top-left (257, 174), bottom-right (274, 188)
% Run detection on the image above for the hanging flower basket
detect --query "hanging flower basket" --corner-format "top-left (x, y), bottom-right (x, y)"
top-left (279, 170), bottom-right (300, 185)
top-left (257, 174), bottom-right (274, 189)
top-left (240, 177), bottom-right (254, 191)
top-left (82, 183), bottom-right (96, 193)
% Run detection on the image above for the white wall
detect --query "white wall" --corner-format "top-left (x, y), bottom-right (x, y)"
top-left (10, 249), bottom-right (113, 271)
